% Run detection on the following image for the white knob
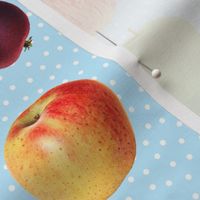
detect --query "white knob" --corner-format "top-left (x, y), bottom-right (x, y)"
top-left (151, 69), bottom-right (161, 79)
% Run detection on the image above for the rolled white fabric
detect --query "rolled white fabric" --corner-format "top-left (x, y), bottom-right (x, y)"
top-left (43, 0), bottom-right (116, 34)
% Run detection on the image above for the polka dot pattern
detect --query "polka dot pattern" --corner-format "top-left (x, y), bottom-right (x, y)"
top-left (9, 85), bottom-right (16, 91)
top-left (43, 35), bottom-right (50, 41)
top-left (144, 104), bottom-right (151, 110)
top-left (159, 117), bottom-right (165, 124)
top-left (185, 174), bottom-right (192, 181)
top-left (160, 139), bottom-right (167, 146)
top-left (109, 80), bottom-right (116, 86)
top-left (73, 60), bottom-right (79, 65)
top-left (126, 197), bottom-right (133, 200)
top-left (2, 100), bottom-right (9, 106)
top-left (128, 176), bottom-right (134, 183)
top-left (143, 140), bottom-right (150, 146)
top-left (149, 184), bottom-right (156, 191)
top-left (193, 193), bottom-right (200, 200)
top-left (170, 161), bottom-right (177, 168)
top-left (0, 2), bottom-right (200, 200)
top-left (43, 51), bottom-right (49, 56)
top-left (143, 169), bottom-right (150, 175)
top-left (154, 153), bottom-right (161, 160)
top-left (4, 164), bottom-right (8, 170)
top-left (8, 185), bottom-right (15, 192)
top-left (25, 62), bottom-right (32, 67)
top-left (128, 106), bottom-right (135, 113)
top-left (165, 180), bottom-right (173, 187)
top-left (145, 123), bottom-right (152, 129)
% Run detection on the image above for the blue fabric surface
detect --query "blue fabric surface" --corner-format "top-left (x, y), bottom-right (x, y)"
top-left (0, 1), bottom-right (200, 200)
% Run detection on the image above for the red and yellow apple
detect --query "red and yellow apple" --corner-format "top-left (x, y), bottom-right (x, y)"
top-left (4, 80), bottom-right (136, 200)
top-left (0, 1), bottom-right (31, 69)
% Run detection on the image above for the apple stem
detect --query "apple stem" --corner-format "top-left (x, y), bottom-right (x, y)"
top-left (34, 114), bottom-right (40, 120)
top-left (24, 36), bottom-right (33, 51)
top-left (23, 114), bottom-right (40, 127)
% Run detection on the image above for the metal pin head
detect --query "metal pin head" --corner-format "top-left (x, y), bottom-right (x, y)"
top-left (151, 69), bottom-right (161, 79)
top-left (139, 61), bottom-right (161, 79)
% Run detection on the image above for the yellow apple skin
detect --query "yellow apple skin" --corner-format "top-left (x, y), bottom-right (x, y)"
top-left (4, 80), bottom-right (136, 200)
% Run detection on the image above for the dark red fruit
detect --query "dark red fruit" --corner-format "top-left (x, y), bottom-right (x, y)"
top-left (0, 1), bottom-right (30, 69)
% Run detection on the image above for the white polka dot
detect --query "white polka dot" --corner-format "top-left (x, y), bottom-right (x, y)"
top-left (126, 197), bottom-right (132, 200)
top-left (159, 139), bottom-right (166, 146)
top-left (56, 64), bottom-right (62, 69)
top-left (25, 62), bottom-right (32, 67)
top-left (144, 104), bottom-right (151, 110)
top-left (40, 65), bottom-right (46, 70)
top-left (103, 63), bottom-right (109, 68)
top-left (186, 154), bottom-right (193, 160)
top-left (8, 185), bottom-right (15, 192)
top-left (23, 96), bottom-right (29, 101)
top-left (92, 55), bottom-right (97, 59)
top-left (78, 70), bottom-right (84, 75)
top-left (43, 35), bottom-right (50, 41)
top-left (176, 121), bottom-right (183, 127)
top-left (27, 77), bottom-right (34, 83)
top-left (9, 85), bottom-right (16, 91)
top-left (91, 76), bottom-right (98, 80)
top-left (128, 106), bottom-right (135, 113)
top-left (62, 79), bottom-right (68, 83)
top-left (165, 180), bottom-right (173, 187)
top-left (145, 123), bottom-right (152, 129)
top-left (170, 161), bottom-right (176, 167)
top-left (38, 22), bottom-right (44, 27)
top-left (128, 176), bottom-right (134, 183)
top-left (185, 174), bottom-right (192, 181)
top-left (143, 140), bottom-right (150, 146)
top-left (73, 61), bottom-right (79, 65)
top-left (192, 193), bottom-right (200, 200)
top-left (43, 51), bottom-right (49, 56)
top-left (2, 116), bottom-right (8, 122)
top-left (149, 184), bottom-right (156, 190)
top-left (159, 118), bottom-right (166, 124)
top-left (4, 164), bottom-right (8, 170)
top-left (109, 80), bottom-right (116, 86)
top-left (49, 75), bottom-right (55, 80)
top-left (154, 153), bottom-right (161, 160)
top-left (143, 168), bottom-right (150, 175)
top-left (26, 12), bottom-right (32, 17)
top-left (0, 75), bottom-right (3, 81)
top-left (138, 87), bottom-right (144, 92)
top-left (37, 88), bottom-right (43, 94)
top-left (3, 100), bottom-right (9, 106)
top-left (73, 48), bottom-right (79, 53)
top-left (57, 45), bottom-right (64, 51)
top-left (178, 138), bottom-right (185, 144)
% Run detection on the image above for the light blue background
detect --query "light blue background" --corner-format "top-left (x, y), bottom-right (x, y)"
top-left (0, 1), bottom-right (200, 200)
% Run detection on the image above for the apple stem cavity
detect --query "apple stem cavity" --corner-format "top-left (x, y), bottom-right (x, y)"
top-left (24, 36), bottom-right (33, 51)
top-left (24, 114), bottom-right (40, 127)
